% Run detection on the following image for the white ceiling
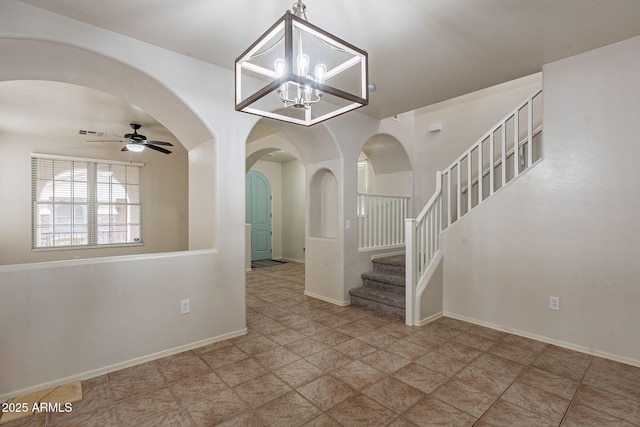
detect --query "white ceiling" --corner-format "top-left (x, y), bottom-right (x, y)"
top-left (4, 0), bottom-right (640, 149)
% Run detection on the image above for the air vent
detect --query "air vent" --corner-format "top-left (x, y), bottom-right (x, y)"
top-left (79, 130), bottom-right (106, 138)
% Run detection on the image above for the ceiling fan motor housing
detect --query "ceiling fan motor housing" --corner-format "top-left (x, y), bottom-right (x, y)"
top-left (125, 123), bottom-right (145, 141)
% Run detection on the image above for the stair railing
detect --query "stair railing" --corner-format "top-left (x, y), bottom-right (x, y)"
top-left (405, 87), bottom-right (542, 325)
top-left (357, 193), bottom-right (410, 250)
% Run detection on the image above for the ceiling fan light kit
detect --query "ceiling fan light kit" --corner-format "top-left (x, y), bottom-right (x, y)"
top-left (235, 0), bottom-right (368, 126)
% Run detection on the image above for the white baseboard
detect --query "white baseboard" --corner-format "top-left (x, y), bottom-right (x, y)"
top-left (444, 311), bottom-right (640, 369)
top-left (304, 291), bottom-right (350, 306)
top-left (0, 328), bottom-right (248, 402)
top-left (280, 257), bottom-right (305, 264)
top-left (415, 311), bottom-right (443, 326)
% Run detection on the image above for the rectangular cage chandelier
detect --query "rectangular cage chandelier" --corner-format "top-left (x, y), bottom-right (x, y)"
top-left (235, 1), bottom-right (369, 126)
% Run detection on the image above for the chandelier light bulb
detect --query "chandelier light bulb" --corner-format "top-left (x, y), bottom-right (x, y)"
top-left (314, 63), bottom-right (327, 84)
top-left (274, 58), bottom-right (285, 78)
top-left (296, 54), bottom-right (310, 76)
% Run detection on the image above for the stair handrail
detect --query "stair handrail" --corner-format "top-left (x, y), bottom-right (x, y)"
top-left (405, 172), bottom-right (442, 325)
top-left (405, 87), bottom-right (542, 326)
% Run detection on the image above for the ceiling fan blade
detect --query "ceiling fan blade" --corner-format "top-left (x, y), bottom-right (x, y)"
top-left (144, 140), bottom-right (173, 146)
top-left (87, 139), bottom-right (127, 143)
top-left (146, 144), bottom-right (172, 154)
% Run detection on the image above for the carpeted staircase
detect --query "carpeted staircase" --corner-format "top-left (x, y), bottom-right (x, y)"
top-left (349, 254), bottom-right (406, 319)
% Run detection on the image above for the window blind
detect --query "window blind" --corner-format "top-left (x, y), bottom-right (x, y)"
top-left (31, 154), bottom-right (143, 249)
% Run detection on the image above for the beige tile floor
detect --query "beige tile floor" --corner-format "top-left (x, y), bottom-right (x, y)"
top-left (5, 261), bottom-right (640, 426)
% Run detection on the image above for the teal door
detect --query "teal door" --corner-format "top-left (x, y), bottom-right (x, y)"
top-left (246, 171), bottom-right (272, 261)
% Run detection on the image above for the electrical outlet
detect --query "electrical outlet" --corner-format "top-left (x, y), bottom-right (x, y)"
top-left (549, 296), bottom-right (560, 311)
top-left (180, 299), bottom-right (190, 314)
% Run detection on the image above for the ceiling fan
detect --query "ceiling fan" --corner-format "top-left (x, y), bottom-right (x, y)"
top-left (90, 123), bottom-right (173, 154)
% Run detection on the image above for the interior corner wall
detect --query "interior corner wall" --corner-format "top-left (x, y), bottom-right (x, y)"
top-left (188, 139), bottom-right (216, 250)
top-left (441, 36), bottom-right (640, 365)
top-left (281, 159), bottom-right (305, 262)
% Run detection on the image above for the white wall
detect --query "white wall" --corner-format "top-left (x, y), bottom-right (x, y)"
top-left (441, 36), bottom-right (640, 365)
top-left (0, 1), bottom-right (249, 399)
top-left (0, 130), bottom-right (189, 265)
top-left (412, 73), bottom-right (543, 213)
top-left (282, 159), bottom-right (306, 262)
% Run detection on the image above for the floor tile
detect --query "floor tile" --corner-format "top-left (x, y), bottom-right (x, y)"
top-left (235, 335), bottom-right (281, 356)
top-left (517, 366), bottom-right (580, 400)
top-left (266, 328), bottom-right (308, 346)
top-left (182, 387), bottom-right (248, 426)
top-left (215, 357), bottom-right (268, 387)
top-left (501, 381), bottom-right (570, 424)
top-left (115, 387), bottom-right (191, 427)
top-left (363, 377), bottom-right (426, 414)
top-left (384, 339), bottom-right (430, 360)
top-left (327, 395), bottom-right (397, 427)
top-left (333, 338), bottom-right (377, 359)
top-left (273, 359), bottom-right (326, 388)
top-left (156, 350), bottom-right (212, 383)
top-left (216, 410), bottom-right (266, 427)
top-left (451, 331), bottom-right (497, 351)
top-left (296, 375), bottom-right (357, 411)
top-left (285, 337), bottom-right (329, 358)
top-left (431, 378), bottom-right (496, 418)
top-left (255, 391), bottom-right (322, 427)
top-left (304, 348), bottom-right (354, 372)
top-left (332, 360), bottom-right (386, 389)
top-left (562, 403), bottom-right (635, 427)
top-left (361, 349), bottom-right (412, 375)
top-left (253, 346), bottom-right (301, 370)
top-left (532, 345), bottom-right (592, 381)
top-left (233, 373), bottom-right (292, 408)
top-left (402, 396), bottom-right (477, 426)
top-left (50, 406), bottom-right (120, 427)
top-left (454, 364), bottom-right (515, 397)
top-left (108, 362), bottom-right (166, 401)
top-left (391, 363), bottom-right (449, 394)
top-left (200, 345), bottom-right (248, 370)
top-left (480, 398), bottom-right (558, 427)
top-left (573, 384), bottom-right (640, 424)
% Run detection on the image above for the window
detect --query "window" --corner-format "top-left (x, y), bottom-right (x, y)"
top-left (357, 159), bottom-right (369, 216)
top-left (32, 154), bottom-right (143, 249)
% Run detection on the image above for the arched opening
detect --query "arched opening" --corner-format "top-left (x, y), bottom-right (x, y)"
top-left (246, 123), bottom-right (306, 267)
top-left (357, 133), bottom-right (413, 250)
top-left (0, 80), bottom-right (189, 264)
top-left (0, 40), bottom-right (216, 264)
top-left (360, 133), bottom-right (412, 196)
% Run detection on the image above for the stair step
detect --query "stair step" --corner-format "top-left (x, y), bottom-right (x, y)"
top-left (361, 272), bottom-right (405, 295)
top-left (372, 254), bottom-right (405, 276)
top-left (349, 287), bottom-right (405, 320)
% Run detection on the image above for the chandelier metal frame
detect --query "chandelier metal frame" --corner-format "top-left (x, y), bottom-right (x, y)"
top-left (235, 1), bottom-right (369, 126)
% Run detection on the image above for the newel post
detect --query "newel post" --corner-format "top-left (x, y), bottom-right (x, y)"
top-left (404, 218), bottom-right (416, 326)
